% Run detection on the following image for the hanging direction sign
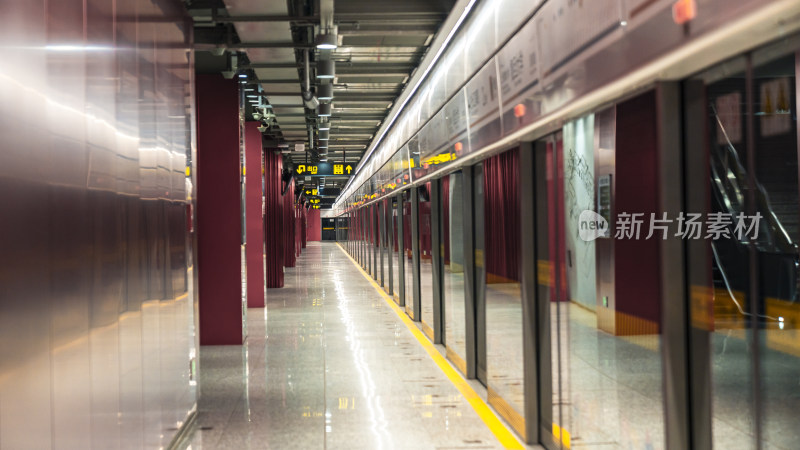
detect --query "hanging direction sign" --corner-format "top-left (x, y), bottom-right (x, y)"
top-left (294, 162), bottom-right (354, 177)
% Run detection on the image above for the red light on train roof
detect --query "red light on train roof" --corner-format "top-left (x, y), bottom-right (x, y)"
top-left (673, 0), bottom-right (696, 25)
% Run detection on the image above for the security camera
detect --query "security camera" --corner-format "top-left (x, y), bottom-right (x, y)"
top-left (252, 112), bottom-right (262, 121)
top-left (221, 70), bottom-right (235, 79)
top-left (304, 95), bottom-right (320, 110)
top-left (257, 124), bottom-right (268, 133)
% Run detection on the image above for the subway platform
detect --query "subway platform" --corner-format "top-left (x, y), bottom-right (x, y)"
top-left (187, 242), bottom-right (535, 449)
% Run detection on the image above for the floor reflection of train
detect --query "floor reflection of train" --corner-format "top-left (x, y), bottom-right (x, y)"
top-left (334, 0), bottom-right (800, 448)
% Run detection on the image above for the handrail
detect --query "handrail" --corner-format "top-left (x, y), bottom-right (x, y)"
top-left (711, 242), bottom-right (780, 321)
top-left (710, 104), bottom-right (796, 254)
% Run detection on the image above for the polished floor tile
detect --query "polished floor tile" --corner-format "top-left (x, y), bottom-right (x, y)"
top-left (188, 242), bottom-right (534, 450)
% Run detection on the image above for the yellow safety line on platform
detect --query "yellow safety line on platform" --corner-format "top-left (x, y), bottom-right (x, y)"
top-left (336, 243), bottom-right (524, 449)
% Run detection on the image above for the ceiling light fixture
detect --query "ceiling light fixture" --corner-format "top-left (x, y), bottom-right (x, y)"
top-left (304, 95), bottom-right (320, 110)
top-left (316, 60), bottom-right (335, 79)
top-left (340, 0), bottom-right (478, 197)
top-left (315, 33), bottom-right (338, 50)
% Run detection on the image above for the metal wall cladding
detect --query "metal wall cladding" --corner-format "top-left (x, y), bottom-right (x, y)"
top-left (497, 18), bottom-right (541, 135)
top-left (466, 59), bottom-right (502, 152)
top-left (0, 0), bottom-right (197, 448)
top-left (332, 0), bottom-right (788, 218)
top-left (536, 0), bottom-right (623, 76)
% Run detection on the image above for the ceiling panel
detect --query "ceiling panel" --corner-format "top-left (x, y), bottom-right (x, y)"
top-left (190, 0), bottom-right (457, 196)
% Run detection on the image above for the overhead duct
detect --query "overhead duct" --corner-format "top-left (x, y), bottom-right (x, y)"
top-left (224, 0), bottom-right (305, 146)
top-left (302, 50), bottom-right (319, 109)
top-left (320, 0), bottom-right (335, 32)
top-left (190, 0), bottom-right (457, 198)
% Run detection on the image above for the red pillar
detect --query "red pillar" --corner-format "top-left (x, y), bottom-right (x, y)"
top-left (244, 122), bottom-right (265, 307)
top-left (307, 209), bottom-right (322, 241)
top-left (196, 74), bottom-right (244, 345)
top-left (296, 203), bottom-right (302, 257)
top-left (613, 90), bottom-right (661, 334)
top-left (301, 207), bottom-right (308, 248)
top-left (265, 150), bottom-right (284, 287)
top-left (284, 179), bottom-right (297, 267)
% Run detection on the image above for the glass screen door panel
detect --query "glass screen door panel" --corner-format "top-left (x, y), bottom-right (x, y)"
top-left (391, 197), bottom-right (401, 301)
top-left (419, 184), bottom-right (435, 340)
top-left (403, 192), bottom-right (415, 317)
top-left (443, 171), bottom-right (468, 374)
top-left (482, 149), bottom-right (526, 435)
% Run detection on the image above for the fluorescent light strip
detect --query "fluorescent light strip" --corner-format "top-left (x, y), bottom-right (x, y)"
top-left (343, 0), bottom-right (477, 193)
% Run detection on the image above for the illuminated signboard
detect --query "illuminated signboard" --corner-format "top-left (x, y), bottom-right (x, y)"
top-left (294, 163), bottom-right (354, 177)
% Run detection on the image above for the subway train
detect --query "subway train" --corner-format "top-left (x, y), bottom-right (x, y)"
top-left (331, 0), bottom-right (800, 448)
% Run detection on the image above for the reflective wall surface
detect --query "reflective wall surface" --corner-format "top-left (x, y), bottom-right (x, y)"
top-left (0, 0), bottom-right (197, 448)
